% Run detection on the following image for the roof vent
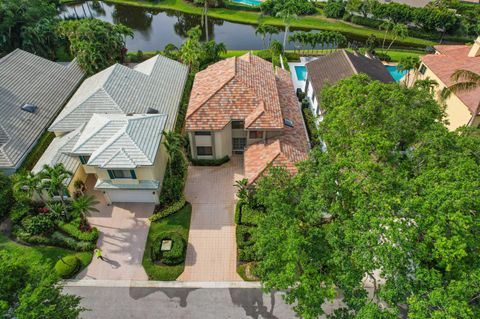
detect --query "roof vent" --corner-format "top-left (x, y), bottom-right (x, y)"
top-left (126, 112), bottom-right (134, 116)
top-left (21, 103), bottom-right (37, 113)
top-left (283, 118), bottom-right (294, 128)
top-left (147, 107), bottom-right (159, 114)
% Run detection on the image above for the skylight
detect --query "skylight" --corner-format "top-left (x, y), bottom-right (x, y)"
top-left (21, 103), bottom-right (37, 113)
top-left (284, 118), bottom-right (294, 128)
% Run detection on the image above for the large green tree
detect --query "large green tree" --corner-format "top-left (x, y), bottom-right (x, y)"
top-left (253, 75), bottom-right (480, 318)
top-left (0, 251), bottom-right (85, 318)
top-left (0, 0), bottom-right (59, 58)
top-left (57, 19), bottom-right (133, 75)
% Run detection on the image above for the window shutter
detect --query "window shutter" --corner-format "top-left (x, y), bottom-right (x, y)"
top-left (130, 170), bottom-right (137, 179)
top-left (107, 170), bottom-right (114, 179)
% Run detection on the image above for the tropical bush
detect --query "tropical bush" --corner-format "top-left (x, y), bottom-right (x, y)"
top-left (235, 201), bottom-right (244, 225)
top-left (324, 0), bottom-right (346, 18)
top-left (10, 201), bottom-right (32, 224)
top-left (22, 214), bottom-right (55, 236)
top-left (150, 196), bottom-right (186, 222)
top-left (240, 205), bottom-right (263, 226)
top-left (57, 218), bottom-right (99, 242)
top-left (0, 173), bottom-right (14, 221)
top-left (54, 255), bottom-right (80, 279)
top-left (261, 0), bottom-right (316, 16)
top-left (236, 225), bottom-right (254, 248)
top-left (151, 232), bottom-right (186, 265)
top-left (238, 245), bottom-right (257, 262)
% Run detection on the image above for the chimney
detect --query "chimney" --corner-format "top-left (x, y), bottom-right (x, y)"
top-left (468, 36), bottom-right (480, 57)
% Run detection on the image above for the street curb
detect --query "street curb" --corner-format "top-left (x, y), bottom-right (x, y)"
top-left (63, 279), bottom-right (262, 289)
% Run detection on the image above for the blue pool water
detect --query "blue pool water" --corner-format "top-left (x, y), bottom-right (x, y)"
top-left (231, 0), bottom-right (262, 6)
top-left (385, 65), bottom-right (408, 82)
top-left (295, 66), bottom-right (307, 81)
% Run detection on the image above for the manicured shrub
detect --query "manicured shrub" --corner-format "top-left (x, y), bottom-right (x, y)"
top-left (301, 101), bottom-right (321, 146)
top-left (236, 225), bottom-right (254, 248)
top-left (239, 245), bottom-right (257, 262)
top-left (10, 201), bottom-right (32, 224)
top-left (296, 88), bottom-right (306, 102)
top-left (240, 205), bottom-right (263, 226)
top-left (375, 52), bottom-right (392, 62)
top-left (0, 173), bottom-right (14, 221)
top-left (235, 201), bottom-right (243, 225)
top-left (151, 232), bottom-right (186, 265)
top-left (159, 153), bottom-right (187, 205)
top-left (57, 218), bottom-right (99, 242)
top-left (190, 156), bottom-right (230, 166)
top-left (149, 196), bottom-right (186, 222)
top-left (54, 255), bottom-right (80, 279)
top-left (22, 214), bottom-right (55, 236)
top-left (261, 0), bottom-right (316, 16)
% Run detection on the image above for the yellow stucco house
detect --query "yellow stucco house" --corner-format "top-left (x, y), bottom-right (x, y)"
top-left (416, 36), bottom-right (480, 131)
top-left (33, 55), bottom-right (189, 204)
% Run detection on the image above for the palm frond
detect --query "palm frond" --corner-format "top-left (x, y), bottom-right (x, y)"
top-left (449, 81), bottom-right (478, 93)
top-left (451, 69), bottom-right (480, 83)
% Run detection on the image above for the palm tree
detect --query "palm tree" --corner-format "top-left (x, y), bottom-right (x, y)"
top-left (71, 194), bottom-right (99, 225)
top-left (163, 131), bottom-right (183, 175)
top-left (234, 178), bottom-right (249, 202)
top-left (180, 27), bottom-right (204, 71)
top-left (414, 78), bottom-right (439, 94)
top-left (255, 24), bottom-right (269, 49)
top-left (397, 56), bottom-right (420, 85)
top-left (379, 21), bottom-right (394, 54)
top-left (276, 8), bottom-right (298, 53)
top-left (39, 164), bottom-right (73, 220)
top-left (449, 69), bottom-right (480, 93)
top-left (385, 24), bottom-right (408, 54)
top-left (13, 171), bottom-right (44, 203)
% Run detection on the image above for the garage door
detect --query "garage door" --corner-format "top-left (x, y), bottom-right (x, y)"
top-left (106, 189), bottom-right (157, 203)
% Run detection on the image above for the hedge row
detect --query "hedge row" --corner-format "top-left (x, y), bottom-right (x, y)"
top-left (14, 228), bottom-right (96, 252)
top-left (57, 218), bottom-right (99, 242)
top-left (55, 255), bottom-right (80, 279)
top-left (190, 155), bottom-right (230, 166)
top-left (149, 196), bottom-right (186, 222)
top-left (19, 131), bottom-right (55, 171)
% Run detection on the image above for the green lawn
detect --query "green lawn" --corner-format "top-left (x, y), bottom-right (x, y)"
top-left (0, 234), bottom-right (92, 275)
top-left (142, 203), bottom-right (192, 280)
top-left (61, 0), bottom-right (435, 48)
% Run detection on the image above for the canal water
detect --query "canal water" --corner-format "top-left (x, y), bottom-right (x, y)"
top-left (59, 1), bottom-right (357, 51)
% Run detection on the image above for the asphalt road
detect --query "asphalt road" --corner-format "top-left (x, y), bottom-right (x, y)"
top-left (64, 287), bottom-right (299, 319)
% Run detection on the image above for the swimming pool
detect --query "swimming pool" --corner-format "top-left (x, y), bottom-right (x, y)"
top-left (230, 0), bottom-right (262, 6)
top-left (385, 65), bottom-right (408, 82)
top-left (295, 65), bottom-right (307, 81)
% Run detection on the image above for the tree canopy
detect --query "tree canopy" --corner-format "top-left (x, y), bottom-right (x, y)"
top-left (252, 75), bottom-right (480, 318)
top-left (57, 19), bottom-right (133, 75)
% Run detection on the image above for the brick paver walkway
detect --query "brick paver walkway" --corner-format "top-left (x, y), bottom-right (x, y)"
top-left (178, 157), bottom-right (243, 281)
top-left (76, 176), bottom-right (154, 281)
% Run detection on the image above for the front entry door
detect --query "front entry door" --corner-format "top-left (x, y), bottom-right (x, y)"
top-left (232, 137), bottom-right (247, 154)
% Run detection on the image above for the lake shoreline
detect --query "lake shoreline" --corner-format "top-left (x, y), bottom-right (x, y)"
top-left (60, 0), bottom-right (435, 49)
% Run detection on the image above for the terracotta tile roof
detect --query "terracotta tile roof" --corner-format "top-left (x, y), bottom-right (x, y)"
top-left (186, 53), bottom-right (309, 184)
top-left (186, 53), bottom-right (283, 130)
top-left (422, 44), bottom-right (480, 115)
top-left (244, 67), bottom-right (310, 184)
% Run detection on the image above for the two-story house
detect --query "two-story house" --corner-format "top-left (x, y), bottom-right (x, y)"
top-left (416, 36), bottom-right (480, 131)
top-left (185, 53), bottom-right (309, 184)
top-left (33, 55), bottom-right (189, 204)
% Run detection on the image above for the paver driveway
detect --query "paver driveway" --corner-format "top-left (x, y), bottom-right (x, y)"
top-left (76, 176), bottom-right (154, 281)
top-left (178, 157), bottom-right (243, 281)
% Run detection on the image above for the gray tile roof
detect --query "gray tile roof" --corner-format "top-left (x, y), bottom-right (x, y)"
top-left (305, 50), bottom-right (394, 97)
top-left (0, 49), bottom-right (84, 172)
top-left (70, 114), bottom-right (167, 169)
top-left (49, 55), bottom-right (189, 133)
top-left (32, 129), bottom-right (82, 186)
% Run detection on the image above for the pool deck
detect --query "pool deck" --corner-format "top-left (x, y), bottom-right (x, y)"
top-left (288, 62), bottom-right (307, 93)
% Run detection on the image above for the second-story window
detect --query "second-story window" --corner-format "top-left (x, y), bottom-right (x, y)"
top-left (231, 121), bottom-right (244, 129)
top-left (107, 170), bottom-right (137, 179)
top-left (79, 155), bottom-right (90, 164)
top-left (249, 131), bottom-right (263, 139)
top-left (419, 64), bottom-right (427, 75)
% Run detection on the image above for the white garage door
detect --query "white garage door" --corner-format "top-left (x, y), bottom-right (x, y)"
top-left (106, 190), bottom-right (157, 203)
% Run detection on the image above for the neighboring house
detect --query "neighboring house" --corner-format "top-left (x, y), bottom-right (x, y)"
top-left (33, 55), bottom-right (189, 204)
top-left (304, 50), bottom-right (394, 117)
top-left (416, 36), bottom-right (480, 131)
top-left (185, 53), bottom-right (309, 184)
top-left (0, 49), bottom-right (84, 175)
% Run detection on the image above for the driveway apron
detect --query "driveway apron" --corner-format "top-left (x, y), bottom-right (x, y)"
top-left (178, 157), bottom-right (243, 281)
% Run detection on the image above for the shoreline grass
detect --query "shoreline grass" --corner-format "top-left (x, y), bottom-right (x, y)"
top-left (61, 0), bottom-right (435, 48)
